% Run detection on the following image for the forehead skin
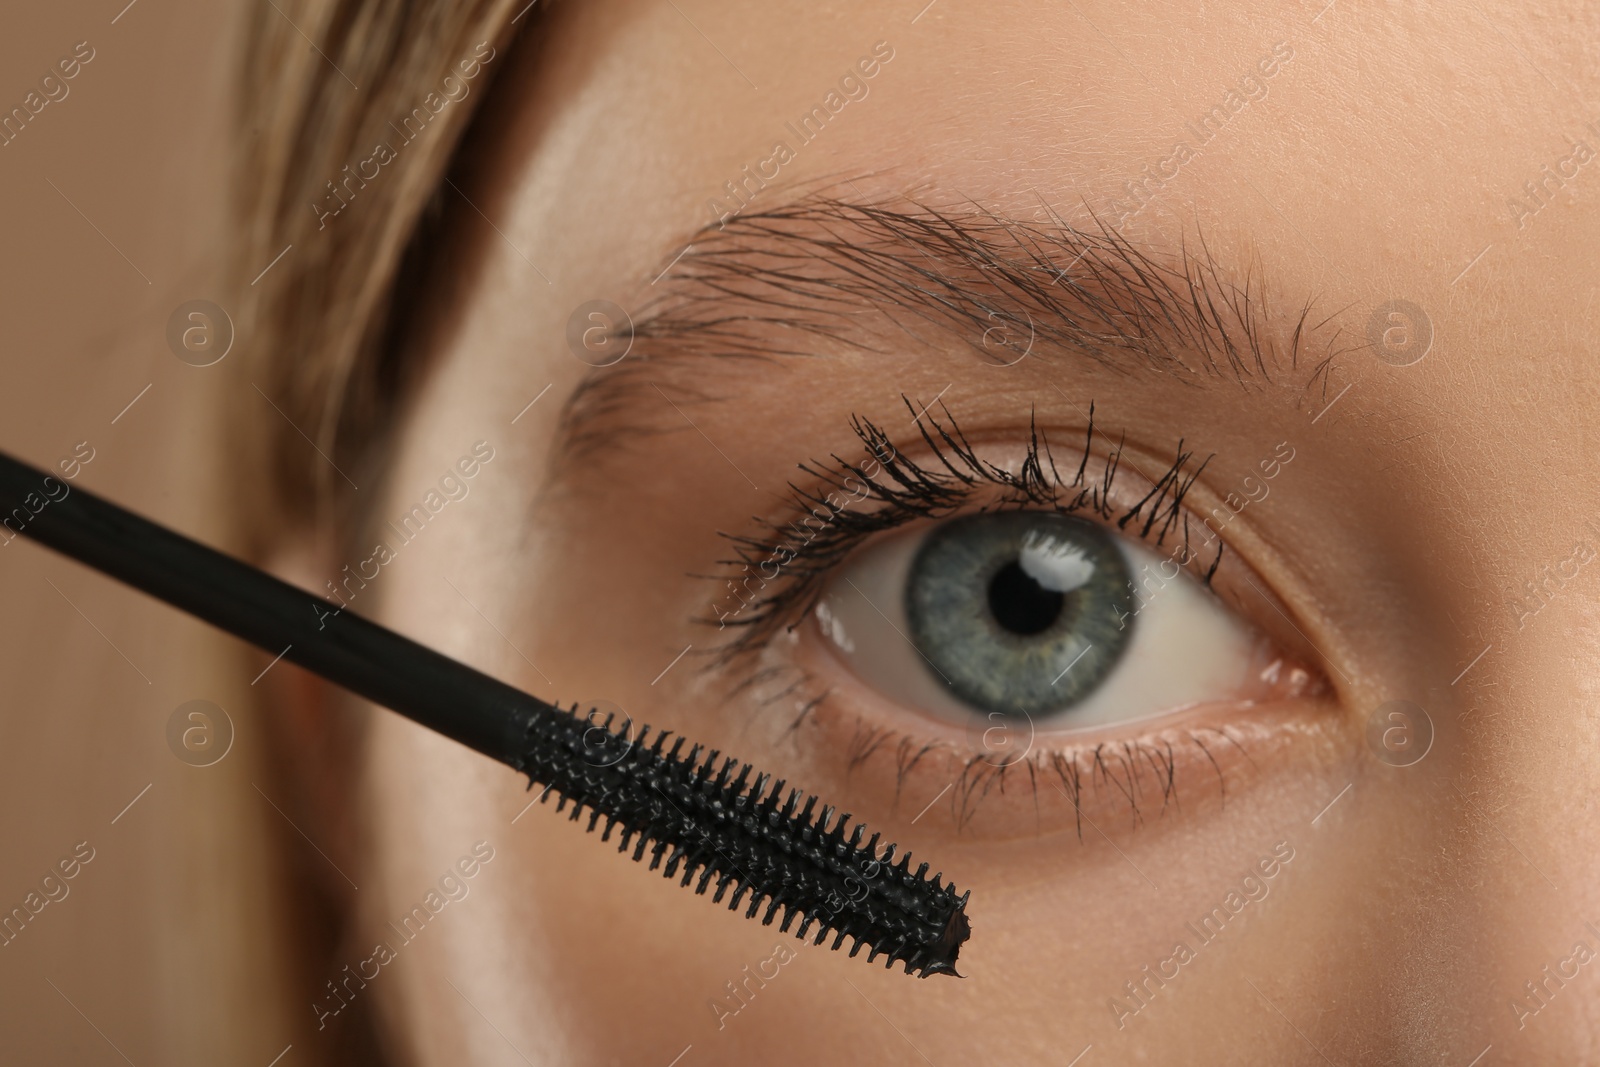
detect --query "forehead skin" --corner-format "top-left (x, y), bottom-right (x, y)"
top-left (349, 1), bottom-right (1600, 1063)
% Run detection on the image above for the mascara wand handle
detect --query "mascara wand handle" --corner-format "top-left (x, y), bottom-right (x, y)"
top-left (0, 449), bottom-right (544, 764)
top-left (0, 453), bottom-right (976, 975)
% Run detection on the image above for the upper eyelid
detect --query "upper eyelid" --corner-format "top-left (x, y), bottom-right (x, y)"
top-left (703, 401), bottom-right (1224, 660)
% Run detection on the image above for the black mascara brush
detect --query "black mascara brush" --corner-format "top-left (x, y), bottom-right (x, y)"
top-left (0, 449), bottom-right (971, 976)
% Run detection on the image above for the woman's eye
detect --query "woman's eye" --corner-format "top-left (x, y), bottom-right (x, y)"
top-left (812, 510), bottom-right (1280, 733)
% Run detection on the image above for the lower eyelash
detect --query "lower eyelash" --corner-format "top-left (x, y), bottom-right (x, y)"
top-left (722, 658), bottom-right (1250, 834)
top-left (1024, 729), bottom-right (1244, 838)
top-left (884, 717), bottom-right (1245, 836)
top-left (703, 396), bottom-right (1222, 664)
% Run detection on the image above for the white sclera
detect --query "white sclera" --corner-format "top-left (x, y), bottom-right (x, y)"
top-left (813, 523), bottom-right (1259, 731)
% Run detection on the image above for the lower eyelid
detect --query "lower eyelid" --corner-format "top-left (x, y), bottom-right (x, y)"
top-left (763, 664), bottom-right (1339, 845)
top-left (739, 604), bottom-right (1337, 844)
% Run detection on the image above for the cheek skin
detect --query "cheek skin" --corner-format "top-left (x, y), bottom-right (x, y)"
top-left (332, 0), bottom-right (1600, 1063)
top-left (352, 346), bottom-right (1360, 1065)
top-left (357, 482), bottom-right (1363, 1064)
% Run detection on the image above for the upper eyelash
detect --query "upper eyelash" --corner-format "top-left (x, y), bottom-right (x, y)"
top-left (702, 397), bottom-right (1224, 663)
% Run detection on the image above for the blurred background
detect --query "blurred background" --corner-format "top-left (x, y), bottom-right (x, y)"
top-left (0, 2), bottom-right (316, 1062)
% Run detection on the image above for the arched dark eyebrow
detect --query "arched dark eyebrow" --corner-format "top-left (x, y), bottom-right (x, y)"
top-left (556, 197), bottom-right (1328, 460)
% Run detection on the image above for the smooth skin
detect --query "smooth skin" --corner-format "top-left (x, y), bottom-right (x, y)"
top-left (280, 2), bottom-right (1600, 1063)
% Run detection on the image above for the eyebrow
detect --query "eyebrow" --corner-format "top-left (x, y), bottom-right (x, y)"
top-left (556, 196), bottom-right (1337, 460)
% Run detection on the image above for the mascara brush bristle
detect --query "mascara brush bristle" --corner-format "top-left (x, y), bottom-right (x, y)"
top-left (514, 703), bottom-right (972, 977)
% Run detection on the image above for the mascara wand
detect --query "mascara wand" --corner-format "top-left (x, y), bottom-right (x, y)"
top-left (0, 450), bottom-right (971, 977)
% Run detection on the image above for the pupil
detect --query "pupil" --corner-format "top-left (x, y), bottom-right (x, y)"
top-left (987, 559), bottom-right (1065, 636)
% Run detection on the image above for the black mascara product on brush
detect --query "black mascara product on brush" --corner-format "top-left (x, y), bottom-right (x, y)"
top-left (0, 449), bottom-right (970, 976)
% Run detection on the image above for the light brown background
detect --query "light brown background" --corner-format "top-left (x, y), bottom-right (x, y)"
top-left (0, 2), bottom-right (313, 1063)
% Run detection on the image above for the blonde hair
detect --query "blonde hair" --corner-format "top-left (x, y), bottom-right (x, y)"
top-left (225, 4), bottom-right (532, 1062)
top-left (234, 0), bottom-right (528, 544)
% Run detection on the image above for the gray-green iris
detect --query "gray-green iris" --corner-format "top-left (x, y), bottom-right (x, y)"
top-left (904, 512), bottom-right (1135, 718)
